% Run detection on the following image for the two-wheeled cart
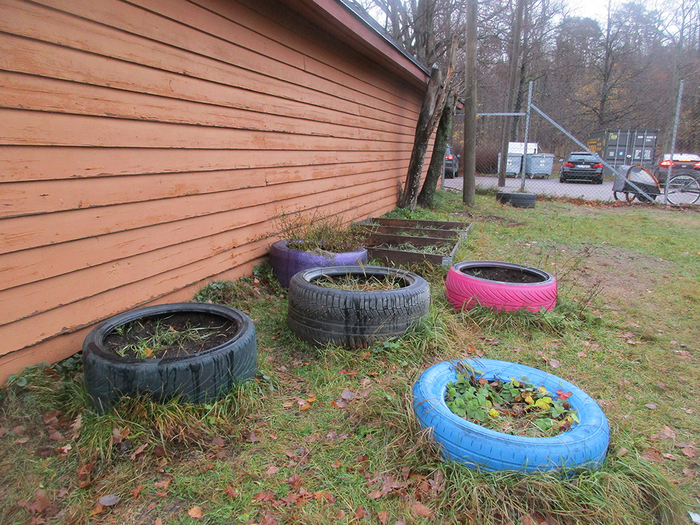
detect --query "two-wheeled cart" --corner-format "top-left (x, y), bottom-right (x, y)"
top-left (613, 165), bottom-right (700, 205)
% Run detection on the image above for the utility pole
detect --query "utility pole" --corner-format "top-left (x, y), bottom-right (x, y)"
top-left (463, 0), bottom-right (477, 205)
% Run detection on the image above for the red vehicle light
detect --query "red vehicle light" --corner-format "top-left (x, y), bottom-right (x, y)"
top-left (659, 159), bottom-right (674, 167)
top-left (563, 162), bottom-right (575, 167)
top-left (694, 161), bottom-right (700, 169)
top-left (445, 154), bottom-right (454, 160)
top-left (593, 163), bottom-right (604, 168)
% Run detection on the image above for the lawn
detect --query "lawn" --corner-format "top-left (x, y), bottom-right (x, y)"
top-left (1, 191), bottom-right (699, 524)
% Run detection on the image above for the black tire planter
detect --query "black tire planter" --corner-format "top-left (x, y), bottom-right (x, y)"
top-left (413, 359), bottom-right (610, 473)
top-left (496, 191), bottom-right (536, 208)
top-left (287, 266), bottom-right (430, 348)
top-left (82, 303), bottom-right (257, 413)
top-left (269, 240), bottom-right (368, 289)
top-left (445, 260), bottom-right (557, 312)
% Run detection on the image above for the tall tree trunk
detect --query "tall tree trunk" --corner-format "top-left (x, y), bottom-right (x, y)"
top-left (463, 0), bottom-right (478, 206)
top-left (399, 66), bottom-right (443, 209)
top-left (497, 0), bottom-right (524, 187)
top-left (417, 94), bottom-right (455, 208)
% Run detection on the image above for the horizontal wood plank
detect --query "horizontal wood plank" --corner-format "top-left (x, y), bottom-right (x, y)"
top-left (0, 173), bottom-right (398, 254)
top-left (0, 146), bottom-right (405, 183)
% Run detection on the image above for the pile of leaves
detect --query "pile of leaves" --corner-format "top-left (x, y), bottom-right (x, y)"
top-left (445, 366), bottom-right (578, 438)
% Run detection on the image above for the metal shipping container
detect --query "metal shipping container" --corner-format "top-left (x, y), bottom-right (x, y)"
top-left (587, 130), bottom-right (658, 174)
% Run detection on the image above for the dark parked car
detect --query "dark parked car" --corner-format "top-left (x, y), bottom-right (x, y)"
top-left (652, 153), bottom-right (700, 184)
top-left (559, 152), bottom-right (604, 184)
top-left (444, 146), bottom-right (459, 178)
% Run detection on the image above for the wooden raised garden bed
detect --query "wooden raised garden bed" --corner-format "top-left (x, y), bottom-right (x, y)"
top-left (360, 218), bottom-right (471, 266)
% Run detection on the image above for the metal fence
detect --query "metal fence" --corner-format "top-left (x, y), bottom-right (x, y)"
top-left (449, 80), bottom-right (700, 205)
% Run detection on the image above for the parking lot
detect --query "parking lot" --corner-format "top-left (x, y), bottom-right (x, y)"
top-left (443, 175), bottom-right (616, 202)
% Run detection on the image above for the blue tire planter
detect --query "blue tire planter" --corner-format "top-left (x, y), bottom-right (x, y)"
top-left (269, 240), bottom-right (368, 288)
top-left (412, 359), bottom-right (609, 473)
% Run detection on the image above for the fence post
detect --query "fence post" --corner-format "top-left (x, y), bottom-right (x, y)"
top-left (664, 80), bottom-right (684, 204)
top-left (519, 82), bottom-right (534, 192)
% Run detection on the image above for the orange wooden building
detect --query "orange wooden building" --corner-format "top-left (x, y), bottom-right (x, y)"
top-left (0, 0), bottom-right (431, 382)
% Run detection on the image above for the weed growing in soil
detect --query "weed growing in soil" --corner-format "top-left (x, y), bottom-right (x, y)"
top-left (273, 211), bottom-right (366, 253)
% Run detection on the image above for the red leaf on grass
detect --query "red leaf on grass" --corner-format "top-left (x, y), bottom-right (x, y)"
top-left (412, 501), bottom-right (433, 518)
top-left (225, 485), bottom-right (238, 498)
top-left (17, 490), bottom-right (52, 514)
top-left (287, 474), bottom-right (303, 489)
top-left (188, 506), bottom-right (203, 518)
top-left (253, 490), bottom-right (276, 502)
top-left (377, 511), bottom-right (389, 525)
top-left (130, 443), bottom-right (147, 460)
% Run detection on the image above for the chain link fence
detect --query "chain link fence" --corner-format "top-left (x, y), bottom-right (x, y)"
top-left (449, 80), bottom-right (700, 205)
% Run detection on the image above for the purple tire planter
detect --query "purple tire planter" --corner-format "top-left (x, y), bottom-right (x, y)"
top-left (269, 240), bottom-right (368, 288)
top-left (445, 260), bottom-right (557, 313)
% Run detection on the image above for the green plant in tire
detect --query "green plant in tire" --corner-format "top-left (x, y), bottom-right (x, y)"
top-left (113, 317), bottom-right (220, 359)
top-left (274, 212), bottom-right (366, 253)
top-left (445, 366), bottom-right (579, 438)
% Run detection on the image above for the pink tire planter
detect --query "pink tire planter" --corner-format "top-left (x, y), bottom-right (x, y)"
top-left (445, 260), bottom-right (557, 312)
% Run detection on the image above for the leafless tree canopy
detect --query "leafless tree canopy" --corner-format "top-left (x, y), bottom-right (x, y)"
top-left (358, 0), bottom-right (700, 157)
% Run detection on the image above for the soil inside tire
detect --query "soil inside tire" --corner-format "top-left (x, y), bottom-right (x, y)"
top-left (461, 266), bottom-right (545, 283)
top-left (104, 312), bottom-right (238, 359)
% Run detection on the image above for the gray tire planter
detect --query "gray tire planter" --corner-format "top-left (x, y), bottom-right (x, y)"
top-left (496, 191), bottom-right (536, 208)
top-left (445, 260), bottom-right (557, 312)
top-left (82, 303), bottom-right (257, 413)
top-left (412, 359), bottom-right (610, 473)
top-left (287, 265), bottom-right (430, 348)
top-left (269, 240), bottom-right (368, 288)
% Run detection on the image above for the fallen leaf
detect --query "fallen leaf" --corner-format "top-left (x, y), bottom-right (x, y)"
top-left (225, 485), bottom-right (238, 498)
top-left (154, 478), bottom-right (171, 490)
top-left (645, 403), bottom-right (658, 410)
top-left (130, 485), bottom-right (143, 499)
top-left (155, 519), bottom-right (163, 525)
top-left (253, 490), bottom-right (276, 502)
top-left (98, 495), bottom-right (121, 507)
top-left (641, 448), bottom-right (662, 463)
top-left (353, 505), bottom-right (367, 520)
top-left (413, 501), bottom-right (433, 518)
top-left (90, 503), bottom-right (105, 516)
top-left (17, 490), bottom-right (52, 514)
top-left (681, 447), bottom-right (696, 458)
top-left (266, 465), bottom-right (279, 475)
top-left (245, 431), bottom-right (260, 443)
top-left (153, 445), bottom-right (166, 457)
top-left (188, 506), bottom-right (203, 518)
top-left (662, 453), bottom-right (678, 461)
top-left (130, 443), bottom-right (148, 460)
top-left (287, 474), bottom-right (303, 490)
top-left (548, 359), bottom-right (561, 368)
top-left (341, 389), bottom-right (356, 401)
top-left (368, 490), bottom-right (383, 499)
top-left (313, 490), bottom-right (335, 503)
top-left (377, 511), bottom-right (389, 525)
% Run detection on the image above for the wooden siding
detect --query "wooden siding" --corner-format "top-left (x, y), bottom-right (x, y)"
top-left (0, 0), bottom-right (429, 382)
